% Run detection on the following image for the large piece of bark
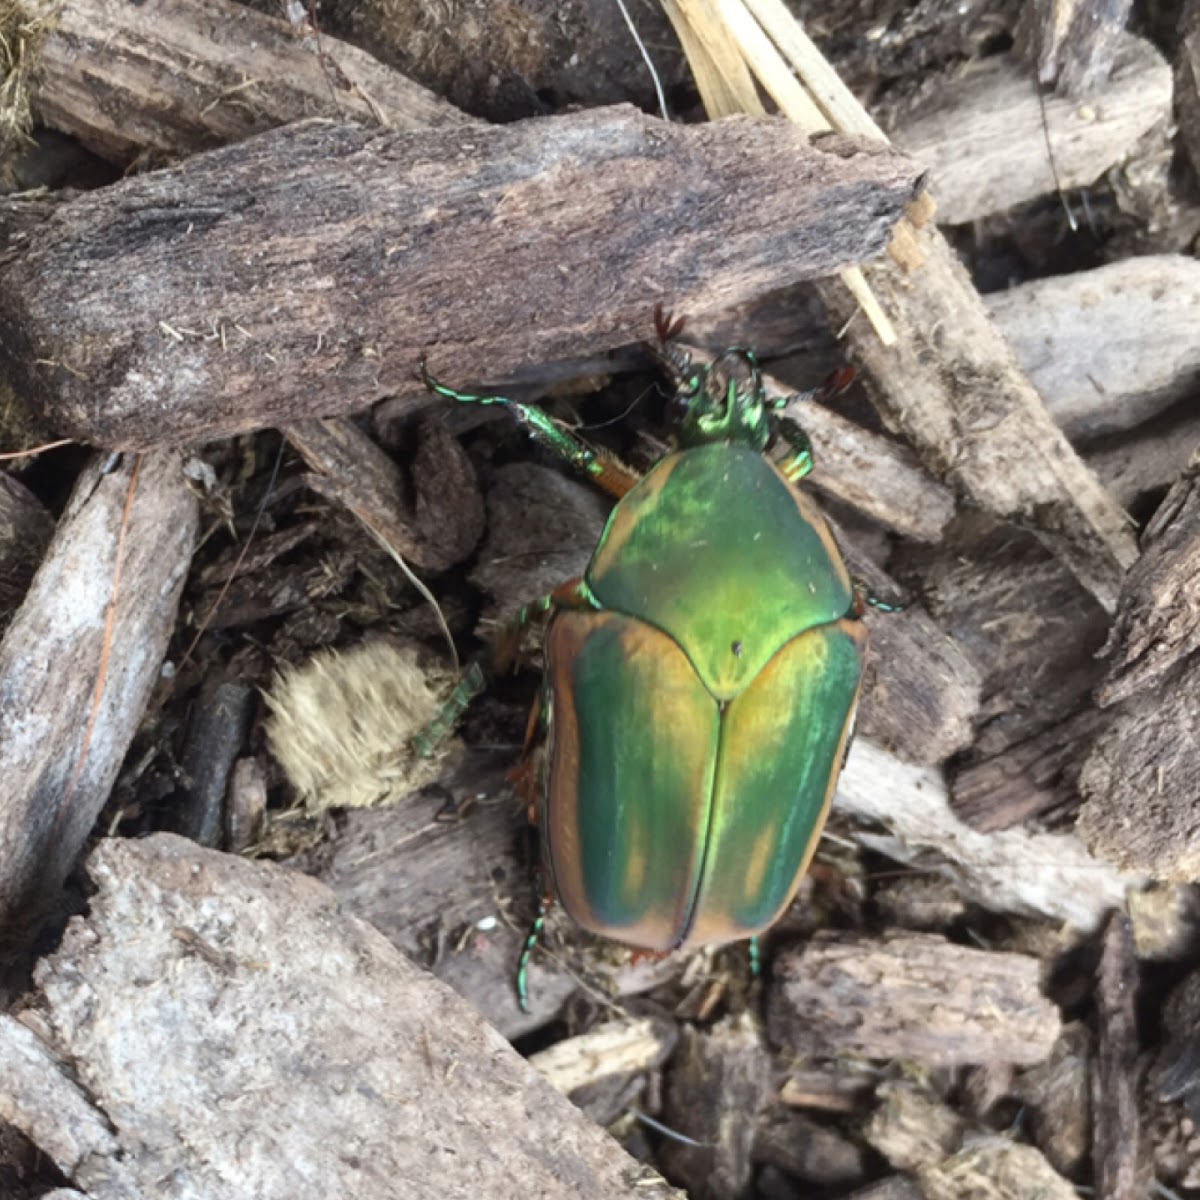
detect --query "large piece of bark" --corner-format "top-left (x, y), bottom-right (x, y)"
top-left (0, 834), bottom-right (678, 1200)
top-left (768, 930), bottom-right (1061, 1066)
top-left (0, 451), bottom-right (196, 947)
top-left (890, 35), bottom-right (1171, 225)
top-left (23, 0), bottom-right (471, 163)
top-left (985, 255), bottom-right (1200, 442)
top-left (0, 109), bottom-right (920, 450)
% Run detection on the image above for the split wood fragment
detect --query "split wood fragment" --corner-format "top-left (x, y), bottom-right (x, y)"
top-left (1093, 911), bottom-right (1144, 1200)
top-left (286, 416), bottom-right (484, 573)
top-left (1096, 450), bottom-right (1200, 705)
top-left (0, 834), bottom-right (680, 1200)
top-left (665, 0), bottom-right (1138, 613)
top-left (0, 451), bottom-right (196, 947)
top-left (529, 1017), bottom-right (678, 1096)
top-left (658, 1015), bottom-right (771, 1200)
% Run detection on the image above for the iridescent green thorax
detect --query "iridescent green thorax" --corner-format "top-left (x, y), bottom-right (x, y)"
top-left (586, 445), bottom-right (854, 701)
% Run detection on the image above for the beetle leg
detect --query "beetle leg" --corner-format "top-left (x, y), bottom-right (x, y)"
top-left (516, 891), bottom-right (554, 1013)
top-left (852, 578), bottom-right (907, 615)
top-left (420, 360), bottom-right (641, 498)
top-left (773, 416), bottom-right (816, 483)
top-left (411, 578), bottom-right (597, 756)
top-left (749, 935), bottom-right (761, 977)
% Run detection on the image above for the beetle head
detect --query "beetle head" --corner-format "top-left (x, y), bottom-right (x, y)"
top-left (658, 345), bottom-right (774, 452)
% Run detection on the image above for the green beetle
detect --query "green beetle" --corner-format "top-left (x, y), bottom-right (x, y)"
top-left (420, 310), bottom-right (870, 1008)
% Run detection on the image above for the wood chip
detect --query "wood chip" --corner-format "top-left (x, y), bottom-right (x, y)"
top-left (768, 931), bottom-right (1062, 1067)
top-left (0, 452), bottom-right (196, 945)
top-left (891, 36), bottom-right (1171, 224)
top-left (24, 0), bottom-right (471, 163)
top-left (1093, 912), bottom-right (1144, 1200)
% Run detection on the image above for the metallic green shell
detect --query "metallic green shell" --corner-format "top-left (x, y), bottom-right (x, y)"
top-left (541, 445), bottom-right (867, 951)
top-left (586, 445), bottom-right (855, 701)
top-left (544, 610), bottom-right (866, 950)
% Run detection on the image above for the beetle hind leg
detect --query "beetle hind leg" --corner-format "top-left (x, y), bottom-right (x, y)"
top-left (516, 892), bottom-right (553, 1013)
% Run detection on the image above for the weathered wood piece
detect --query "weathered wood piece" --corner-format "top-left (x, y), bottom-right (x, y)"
top-left (774, 368), bottom-right (957, 544)
top-left (286, 415), bottom-right (484, 572)
top-left (1017, 0), bottom-right (1135, 96)
top-left (1012, 1022), bottom-right (1092, 1177)
top-left (865, 1081), bottom-right (966, 1172)
top-left (952, 707), bottom-right (1109, 832)
top-left (1, 834), bottom-right (679, 1200)
top-left (658, 1015), bottom-right (772, 1200)
top-left (855, 601), bottom-right (981, 767)
top-left (890, 35), bottom-right (1171, 224)
top-left (0, 451), bottom-right (196, 947)
top-left (0, 110), bottom-right (920, 450)
top-left (1177, 0), bottom-right (1200, 179)
top-left (173, 679), bottom-right (255, 847)
top-left (530, 1017), bottom-right (678, 1096)
top-left (767, 930), bottom-right (1061, 1067)
top-left (293, 753), bottom-right (580, 1038)
top-left (821, 222), bottom-right (1138, 613)
top-left (1078, 659), bottom-right (1200, 878)
top-left (1077, 462), bottom-right (1200, 877)
top-left (1086, 408), bottom-right (1200, 510)
top-left (23, 0), bottom-right (471, 164)
top-left (905, 516), bottom-right (1110, 828)
top-left (467, 462), bottom-right (612, 623)
top-left (0, 471), bottom-right (52, 626)
top-left (1093, 912), bottom-right (1143, 1200)
top-left (754, 1111), bottom-right (868, 1189)
top-left (1097, 453), bottom-right (1200, 706)
top-left (839, 732), bottom-right (1136, 933)
top-left (985, 255), bottom-right (1200, 442)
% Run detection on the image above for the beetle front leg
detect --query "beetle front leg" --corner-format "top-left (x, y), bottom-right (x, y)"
top-left (774, 416), bottom-right (815, 483)
top-left (420, 362), bottom-right (641, 499)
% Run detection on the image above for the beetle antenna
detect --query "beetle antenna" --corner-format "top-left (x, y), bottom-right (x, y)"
top-left (649, 305), bottom-right (693, 386)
